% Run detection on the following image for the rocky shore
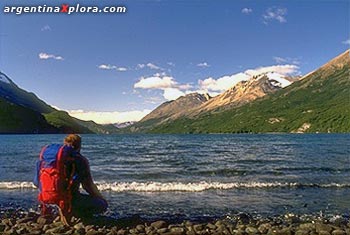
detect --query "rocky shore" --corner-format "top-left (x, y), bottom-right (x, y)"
top-left (1, 208), bottom-right (349, 235)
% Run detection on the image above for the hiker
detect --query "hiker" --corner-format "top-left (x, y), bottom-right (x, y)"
top-left (34, 134), bottom-right (108, 220)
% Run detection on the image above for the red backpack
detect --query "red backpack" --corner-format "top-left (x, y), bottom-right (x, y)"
top-left (34, 144), bottom-right (76, 215)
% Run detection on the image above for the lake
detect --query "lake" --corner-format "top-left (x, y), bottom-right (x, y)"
top-left (0, 134), bottom-right (349, 220)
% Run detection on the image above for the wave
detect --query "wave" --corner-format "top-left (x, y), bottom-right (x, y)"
top-left (1, 181), bottom-right (350, 192)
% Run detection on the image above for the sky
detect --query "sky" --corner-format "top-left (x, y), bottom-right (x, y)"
top-left (0, 0), bottom-right (349, 124)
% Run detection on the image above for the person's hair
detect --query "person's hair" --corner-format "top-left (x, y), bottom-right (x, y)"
top-left (64, 134), bottom-right (81, 151)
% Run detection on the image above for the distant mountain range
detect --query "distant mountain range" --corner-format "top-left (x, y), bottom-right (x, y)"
top-left (1, 50), bottom-right (348, 134)
top-left (0, 72), bottom-right (119, 134)
top-left (128, 50), bottom-right (350, 133)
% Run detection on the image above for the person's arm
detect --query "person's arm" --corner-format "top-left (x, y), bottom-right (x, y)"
top-left (81, 176), bottom-right (104, 199)
top-left (77, 154), bottom-right (107, 202)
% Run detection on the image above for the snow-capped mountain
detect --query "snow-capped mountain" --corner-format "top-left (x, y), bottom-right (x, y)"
top-left (0, 71), bottom-right (55, 113)
top-left (190, 72), bottom-right (293, 115)
top-left (114, 121), bottom-right (136, 128)
top-left (0, 73), bottom-right (11, 84)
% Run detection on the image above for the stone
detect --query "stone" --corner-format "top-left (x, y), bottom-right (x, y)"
top-left (16, 217), bottom-right (33, 224)
top-left (4, 228), bottom-right (15, 234)
top-left (16, 227), bottom-right (27, 234)
top-left (136, 224), bottom-right (145, 232)
top-left (206, 223), bottom-right (217, 230)
top-left (29, 231), bottom-right (42, 235)
top-left (117, 229), bottom-right (127, 235)
top-left (170, 226), bottom-right (185, 234)
top-left (258, 223), bottom-right (271, 234)
top-left (332, 230), bottom-right (346, 235)
top-left (145, 226), bottom-right (155, 234)
top-left (299, 223), bottom-right (315, 232)
top-left (232, 229), bottom-right (246, 235)
top-left (184, 221), bottom-right (193, 227)
top-left (319, 231), bottom-right (331, 235)
top-left (37, 216), bottom-right (49, 225)
top-left (43, 224), bottom-right (51, 232)
top-left (151, 221), bottom-right (167, 229)
top-left (2, 219), bottom-right (15, 227)
top-left (193, 224), bottom-right (204, 233)
top-left (186, 231), bottom-right (196, 235)
top-left (269, 227), bottom-right (293, 235)
top-left (214, 221), bottom-right (223, 227)
top-left (86, 229), bottom-right (102, 235)
top-left (316, 224), bottom-right (333, 233)
top-left (45, 225), bottom-right (67, 234)
top-left (85, 225), bottom-right (95, 232)
top-left (157, 227), bottom-right (168, 233)
top-left (0, 224), bottom-right (6, 232)
top-left (73, 222), bottom-right (84, 230)
top-left (129, 228), bottom-right (138, 234)
top-left (245, 226), bottom-right (259, 234)
top-left (295, 230), bottom-right (310, 235)
top-left (64, 230), bottom-right (74, 235)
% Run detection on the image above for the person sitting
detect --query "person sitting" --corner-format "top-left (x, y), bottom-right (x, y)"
top-left (35, 134), bottom-right (107, 221)
top-left (64, 134), bottom-right (108, 218)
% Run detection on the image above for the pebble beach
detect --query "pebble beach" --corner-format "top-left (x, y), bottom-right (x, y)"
top-left (1, 208), bottom-right (349, 235)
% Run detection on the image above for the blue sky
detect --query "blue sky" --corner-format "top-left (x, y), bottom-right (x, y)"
top-left (0, 0), bottom-right (349, 123)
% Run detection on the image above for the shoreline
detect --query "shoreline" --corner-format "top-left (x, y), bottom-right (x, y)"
top-left (1, 208), bottom-right (349, 235)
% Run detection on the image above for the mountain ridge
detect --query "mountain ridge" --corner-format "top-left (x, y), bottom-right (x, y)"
top-left (145, 50), bottom-right (350, 133)
top-left (0, 72), bottom-right (119, 134)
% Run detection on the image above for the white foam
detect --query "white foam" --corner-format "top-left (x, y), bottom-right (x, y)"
top-left (0, 73), bottom-right (11, 84)
top-left (0, 181), bottom-right (349, 192)
top-left (95, 181), bottom-right (298, 192)
top-left (0, 181), bottom-right (36, 189)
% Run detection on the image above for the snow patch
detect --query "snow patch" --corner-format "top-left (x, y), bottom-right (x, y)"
top-left (266, 72), bottom-right (291, 88)
top-left (0, 73), bottom-right (11, 84)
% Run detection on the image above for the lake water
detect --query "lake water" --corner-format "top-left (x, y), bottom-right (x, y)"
top-left (0, 134), bottom-right (349, 220)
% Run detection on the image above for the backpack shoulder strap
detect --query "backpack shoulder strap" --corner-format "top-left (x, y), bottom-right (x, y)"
top-left (39, 145), bottom-right (48, 161)
top-left (56, 145), bottom-right (66, 171)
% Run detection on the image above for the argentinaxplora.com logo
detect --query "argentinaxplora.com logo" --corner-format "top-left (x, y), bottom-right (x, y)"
top-left (3, 4), bottom-right (127, 15)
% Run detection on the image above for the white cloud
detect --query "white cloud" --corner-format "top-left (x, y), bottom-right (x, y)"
top-left (98, 64), bottom-right (128, 71)
top-left (98, 64), bottom-right (117, 70)
top-left (199, 73), bottom-right (249, 92)
top-left (263, 7), bottom-right (287, 24)
top-left (197, 62), bottom-right (210, 68)
top-left (163, 88), bottom-right (185, 101)
top-left (39, 52), bottom-right (64, 60)
top-left (273, 56), bottom-right (300, 65)
top-left (167, 62), bottom-right (175, 67)
top-left (134, 76), bottom-right (177, 89)
top-left (41, 25), bottom-right (51, 31)
top-left (136, 63), bottom-right (164, 70)
top-left (68, 109), bottom-right (152, 124)
top-left (134, 74), bottom-right (192, 101)
top-left (117, 67), bottom-right (127, 72)
top-left (241, 8), bottom-right (253, 14)
top-left (245, 64), bottom-right (298, 77)
top-left (342, 39), bottom-right (350, 45)
top-left (137, 64), bottom-right (145, 69)
top-left (273, 57), bottom-right (287, 64)
top-left (198, 64), bottom-right (299, 93)
top-left (147, 63), bottom-right (162, 70)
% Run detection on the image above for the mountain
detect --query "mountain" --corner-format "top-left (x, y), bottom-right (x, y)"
top-left (129, 93), bottom-right (211, 132)
top-left (0, 72), bottom-right (119, 134)
top-left (190, 73), bottom-right (288, 115)
top-left (128, 72), bottom-right (292, 132)
top-left (0, 72), bottom-right (55, 113)
top-left (114, 121), bottom-right (135, 129)
top-left (148, 50), bottom-right (350, 133)
top-left (0, 97), bottom-right (57, 134)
